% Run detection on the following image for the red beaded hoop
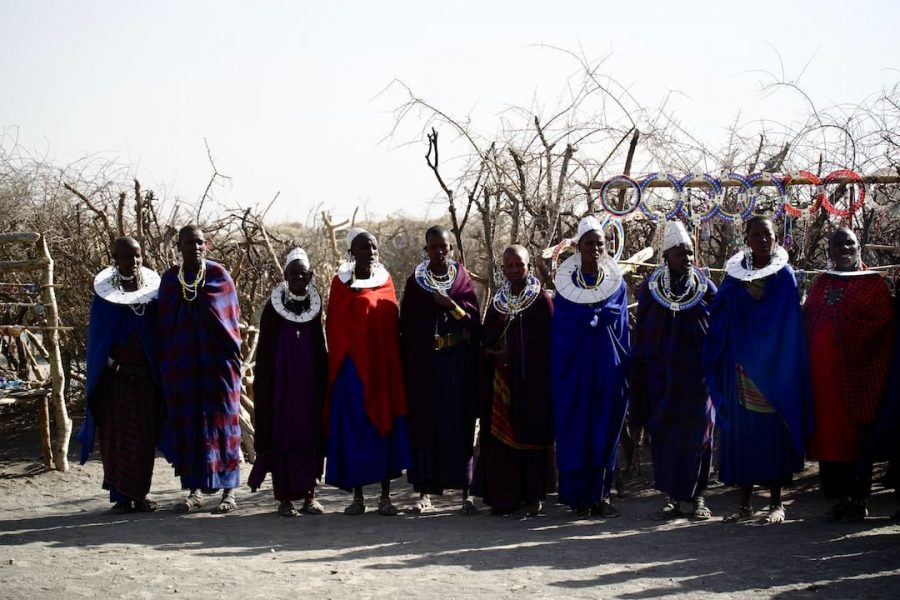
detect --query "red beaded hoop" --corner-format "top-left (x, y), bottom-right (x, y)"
top-left (821, 169), bottom-right (866, 218)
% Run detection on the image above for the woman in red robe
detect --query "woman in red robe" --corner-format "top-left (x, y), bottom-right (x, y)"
top-left (805, 227), bottom-right (895, 521)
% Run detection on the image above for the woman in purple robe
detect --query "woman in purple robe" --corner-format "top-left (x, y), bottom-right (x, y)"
top-left (401, 225), bottom-right (480, 514)
top-left (473, 245), bottom-right (555, 516)
top-left (249, 247), bottom-right (327, 517)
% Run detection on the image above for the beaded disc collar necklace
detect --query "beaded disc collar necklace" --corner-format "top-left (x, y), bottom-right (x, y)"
top-left (270, 281), bottom-right (321, 323)
top-left (414, 260), bottom-right (458, 294)
top-left (493, 274), bottom-right (542, 316)
top-left (647, 265), bottom-right (708, 312)
top-left (554, 254), bottom-right (622, 304)
top-left (337, 261), bottom-right (389, 289)
top-left (724, 245), bottom-right (789, 282)
top-left (93, 266), bottom-right (160, 315)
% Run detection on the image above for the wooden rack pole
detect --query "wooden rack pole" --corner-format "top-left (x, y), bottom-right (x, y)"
top-left (590, 173), bottom-right (900, 190)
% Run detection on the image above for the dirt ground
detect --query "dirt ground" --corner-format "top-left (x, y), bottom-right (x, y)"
top-left (1, 401), bottom-right (899, 600)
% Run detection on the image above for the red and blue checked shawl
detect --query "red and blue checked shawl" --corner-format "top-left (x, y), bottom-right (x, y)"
top-left (158, 260), bottom-right (243, 482)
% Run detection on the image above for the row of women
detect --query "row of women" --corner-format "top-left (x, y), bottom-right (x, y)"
top-left (77, 216), bottom-right (900, 524)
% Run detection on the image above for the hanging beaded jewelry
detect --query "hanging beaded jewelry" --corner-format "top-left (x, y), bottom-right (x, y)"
top-left (647, 265), bottom-right (708, 312)
top-left (177, 259), bottom-right (206, 302)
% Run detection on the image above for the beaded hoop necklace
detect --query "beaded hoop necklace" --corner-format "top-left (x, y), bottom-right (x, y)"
top-left (724, 244), bottom-right (789, 282)
top-left (270, 281), bottom-right (322, 323)
top-left (414, 260), bottom-right (458, 294)
top-left (647, 265), bottom-right (708, 312)
top-left (337, 261), bottom-right (389, 289)
top-left (93, 266), bottom-right (160, 315)
top-left (493, 274), bottom-right (542, 316)
top-left (554, 254), bottom-right (622, 304)
top-left (177, 260), bottom-right (206, 302)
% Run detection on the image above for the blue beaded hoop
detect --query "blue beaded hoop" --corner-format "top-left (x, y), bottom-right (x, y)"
top-left (684, 174), bottom-right (721, 223)
top-left (646, 265), bottom-right (708, 312)
top-left (748, 172), bottom-right (787, 219)
top-left (603, 217), bottom-right (626, 261)
top-left (599, 175), bottom-right (642, 217)
top-left (715, 173), bottom-right (756, 223)
top-left (638, 173), bottom-right (684, 221)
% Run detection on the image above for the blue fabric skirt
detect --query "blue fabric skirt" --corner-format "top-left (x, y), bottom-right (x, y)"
top-left (718, 405), bottom-right (803, 487)
top-left (326, 358), bottom-right (411, 491)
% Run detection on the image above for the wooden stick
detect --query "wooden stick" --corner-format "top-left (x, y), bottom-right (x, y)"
top-left (0, 232), bottom-right (41, 244)
top-left (39, 395), bottom-right (52, 469)
top-left (0, 259), bottom-right (51, 274)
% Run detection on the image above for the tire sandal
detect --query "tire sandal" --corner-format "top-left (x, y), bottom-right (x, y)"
top-left (760, 504), bottom-right (785, 524)
top-left (523, 501), bottom-right (544, 517)
top-left (723, 505), bottom-right (754, 523)
top-left (378, 497), bottom-right (399, 516)
top-left (651, 501), bottom-right (682, 521)
top-left (692, 497), bottom-right (712, 521)
top-left (409, 496), bottom-right (433, 514)
top-left (133, 498), bottom-right (159, 513)
top-left (111, 501), bottom-right (132, 514)
top-left (460, 499), bottom-right (478, 516)
top-left (344, 497), bottom-right (366, 515)
top-left (301, 498), bottom-right (324, 515)
top-left (173, 492), bottom-right (204, 514)
top-left (592, 500), bottom-right (620, 518)
top-left (217, 492), bottom-right (237, 514)
top-left (278, 501), bottom-right (299, 517)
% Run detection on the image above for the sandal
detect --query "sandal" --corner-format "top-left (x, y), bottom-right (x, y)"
top-left (217, 492), bottom-right (238, 514)
top-left (378, 497), bottom-right (399, 516)
top-left (692, 497), bottom-right (712, 521)
top-left (759, 504), bottom-right (786, 525)
top-left (523, 501), bottom-right (544, 517)
top-left (173, 492), bottom-right (204, 514)
top-left (111, 501), bottom-right (132, 514)
top-left (460, 499), bottom-right (478, 516)
top-left (133, 498), bottom-right (159, 513)
top-left (344, 497), bottom-right (366, 515)
top-left (723, 505), bottom-right (754, 523)
top-left (840, 500), bottom-right (867, 523)
top-left (409, 496), bottom-right (433, 514)
top-left (592, 499), bottom-right (620, 518)
top-left (651, 501), bottom-right (682, 521)
top-left (301, 498), bottom-right (324, 515)
top-left (278, 501), bottom-right (299, 517)
top-left (822, 499), bottom-right (849, 522)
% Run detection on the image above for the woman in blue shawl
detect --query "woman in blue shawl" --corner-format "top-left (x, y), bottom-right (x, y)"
top-left (77, 236), bottom-right (162, 513)
top-left (551, 215), bottom-right (630, 518)
top-left (702, 216), bottom-right (811, 524)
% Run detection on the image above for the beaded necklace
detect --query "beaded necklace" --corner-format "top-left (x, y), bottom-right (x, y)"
top-left (93, 266), bottom-right (160, 314)
top-left (270, 281), bottom-right (321, 324)
top-left (647, 265), bottom-right (708, 312)
top-left (414, 260), bottom-right (458, 294)
top-left (492, 274), bottom-right (541, 316)
top-left (575, 266), bottom-right (604, 289)
top-left (178, 260), bottom-right (206, 302)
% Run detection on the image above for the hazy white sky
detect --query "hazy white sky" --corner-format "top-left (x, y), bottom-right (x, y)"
top-left (2, 1), bottom-right (898, 225)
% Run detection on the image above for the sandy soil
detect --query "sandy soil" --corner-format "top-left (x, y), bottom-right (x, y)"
top-left (1, 401), bottom-right (899, 599)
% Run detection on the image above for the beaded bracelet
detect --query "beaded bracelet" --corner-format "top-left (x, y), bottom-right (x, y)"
top-left (599, 175), bottom-right (642, 217)
top-left (715, 173), bottom-right (756, 223)
top-left (821, 169), bottom-right (866, 218)
top-left (638, 173), bottom-right (684, 221)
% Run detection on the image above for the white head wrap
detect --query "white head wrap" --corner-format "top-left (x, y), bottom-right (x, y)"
top-left (346, 227), bottom-right (368, 251)
top-left (662, 220), bottom-right (693, 252)
top-left (284, 247), bottom-right (310, 270)
top-left (576, 215), bottom-right (605, 243)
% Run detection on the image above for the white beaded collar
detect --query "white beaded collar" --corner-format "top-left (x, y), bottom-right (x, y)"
top-left (823, 269), bottom-right (879, 278)
top-left (724, 245), bottom-right (789, 282)
top-left (270, 282), bottom-right (321, 323)
top-left (337, 261), bottom-right (390, 289)
top-left (554, 254), bottom-right (622, 304)
top-left (93, 266), bottom-right (160, 305)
